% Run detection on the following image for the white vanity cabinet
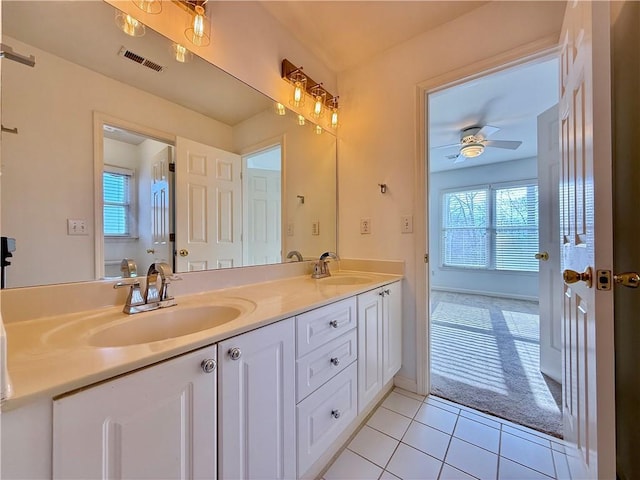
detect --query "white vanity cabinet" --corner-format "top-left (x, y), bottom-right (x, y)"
top-left (52, 345), bottom-right (218, 479)
top-left (218, 317), bottom-right (296, 480)
top-left (357, 281), bottom-right (402, 412)
top-left (296, 298), bottom-right (358, 477)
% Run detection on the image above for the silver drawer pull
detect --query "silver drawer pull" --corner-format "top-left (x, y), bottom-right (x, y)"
top-left (228, 347), bottom-right (242, 360)
top-left (331, 409), bottom-right (341, 419)
top-left (329, 320), bottom-right (339, 328)
top-left (201, 359), bottom-right (217, 373)
top-left (330, 357), bottom-right (340, 366)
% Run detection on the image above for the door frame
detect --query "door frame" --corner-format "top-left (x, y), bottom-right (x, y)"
top-left (414, 38), bottom-right (560, 396)
top-left (93, 112), bottom-right (175, 279)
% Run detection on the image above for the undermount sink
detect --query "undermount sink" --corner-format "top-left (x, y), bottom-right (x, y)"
top-left (317, 275), bottom-right (374, 286)
top-left (88, 305), bottom-right (243, 347)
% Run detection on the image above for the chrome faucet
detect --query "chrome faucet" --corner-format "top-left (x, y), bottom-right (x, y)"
top-left (286, 250), bottom-right (303, 262)
top-left (312, 251), bottom-right (339, 279)
top-left (114, 262), bottom-right (178, 314)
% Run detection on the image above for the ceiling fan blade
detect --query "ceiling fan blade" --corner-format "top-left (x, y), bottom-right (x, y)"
top-left (431, 141), bottom-right (462, 150)
top-left (484, 139), bottom-right (522, 150)
top-left (476, 125), bottom-right (500, 139)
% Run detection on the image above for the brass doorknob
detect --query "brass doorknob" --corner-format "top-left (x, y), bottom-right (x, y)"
top-left (179, 249), bottom-right (189, 257)
top-left (563, 267), bottom-right (593, 288)
top-left (614, 272), bottom-right (640, 288)
top-left (535, 252), bottom-right (549, 261)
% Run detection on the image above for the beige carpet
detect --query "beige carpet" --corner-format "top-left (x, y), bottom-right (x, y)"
top-left (430, 291), bottom-right (563, 438)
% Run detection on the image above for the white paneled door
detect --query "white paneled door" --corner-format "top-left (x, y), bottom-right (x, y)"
top-left (175, 137), bottom-right (242, 271)
top-left (559, 1), bottom-right (615, 478)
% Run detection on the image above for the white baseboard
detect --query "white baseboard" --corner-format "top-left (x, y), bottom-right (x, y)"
top-left (393, 375), bottom-right (417, 394)
top-left (430, 286), bottom-right (538, 302)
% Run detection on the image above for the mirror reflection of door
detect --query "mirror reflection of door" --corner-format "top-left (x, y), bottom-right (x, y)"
top-left (242, 145), bottom-right (283, 266)
top-left (102, 125), bottom-right (174, 278)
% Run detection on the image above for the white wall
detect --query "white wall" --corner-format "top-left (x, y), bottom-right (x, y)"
top-left (233, 111), bottom-right (337, 260)
top-left (1, 37), bottom-right (232, 287)
top-left (429, 158), bottom-right (539, 300)
top-left (336, 2), bottom-right (564, 383)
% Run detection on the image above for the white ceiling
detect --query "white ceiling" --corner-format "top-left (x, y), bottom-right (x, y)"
top-left (260, 1), bottom-right (488, 72)
top-left (429, 58), bottom-right (559, 173)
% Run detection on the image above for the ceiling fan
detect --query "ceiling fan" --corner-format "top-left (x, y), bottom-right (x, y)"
top-left (434, 125), bottom-right (522, 163)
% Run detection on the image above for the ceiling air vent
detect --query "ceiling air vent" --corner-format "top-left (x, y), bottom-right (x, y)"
top-left (118, 46), bottom-right (165, 73)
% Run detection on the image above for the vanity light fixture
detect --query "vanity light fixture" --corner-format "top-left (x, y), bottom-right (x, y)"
top-left (281, 59), bottom-right (338, 127)
top-left (115, 10), bottom-right (146, 37)
top-left (133, 0), bottom-right (162, 14)
top-left (172, 43), bottom-right (193, 63)
top-left (183, 1), bottom-right (211, 47)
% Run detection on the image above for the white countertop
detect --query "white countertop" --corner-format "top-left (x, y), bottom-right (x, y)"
top-left (2, 270), bottom-right (402, 411)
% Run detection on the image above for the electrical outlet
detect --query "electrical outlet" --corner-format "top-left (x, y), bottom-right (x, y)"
top-left (67, 219), bottom-right (88, 235)
top-left (287, 223), bottom-right (294, 236)
top-left (312, 221), bottom-right (320, 236)
top-left (401, 215), bottom-right (413, 233)
top-left (360, 218), bottom-right (371, 234)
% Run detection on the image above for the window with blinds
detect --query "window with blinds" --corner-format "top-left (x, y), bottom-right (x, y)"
top-left (441, 182), bottom-right (539, 272)
top-left (103, 166), bottom-right (134, 237)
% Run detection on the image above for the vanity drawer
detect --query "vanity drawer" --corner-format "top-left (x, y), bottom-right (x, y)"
top-left (296, 297), bottom-right (356, 357)
top-left (297, 362), bottom-right (357, 477)
top-left (296, 329), bottom-right (357, 402)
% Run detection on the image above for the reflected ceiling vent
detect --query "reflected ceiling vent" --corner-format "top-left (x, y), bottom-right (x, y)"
top-left (118, 46), bottom-right (165, 73)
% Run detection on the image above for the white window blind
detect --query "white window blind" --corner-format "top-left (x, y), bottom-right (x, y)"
top-left (441, 182), bottom-right (539, 272)
top-left (103, 167), bottom-right (133, 236)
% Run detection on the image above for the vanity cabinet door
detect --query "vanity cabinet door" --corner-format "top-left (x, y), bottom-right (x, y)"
top-left (52, 345), bottom-right (217, 479)
top-left (383, 281), bottom-right (403, 384)
top-left (357, 289), bottom-right (384, 413)
top-left (218, 318), bottom-right (296, 480)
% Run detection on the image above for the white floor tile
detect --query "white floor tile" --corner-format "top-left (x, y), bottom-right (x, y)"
top-left (402, 421), bottom-right (451, 460)
top-left (386, 443), bottom-right (443, 480)
top-left (382, 391), bottom-right (423, 418)
top-left (453, 416), bottom-right (500, 453)
top-left (500, 432), bottom-right (555, 477)
top-left (414, 403), bottom-right (459, 434)
top-left (323, 449), bottom-right (383, 480)
top-left (552, 449), bottom-right (571, 479)
top-left (426, 396), bottom-right (461, 414)
top-left (501, 424), bottom-right (552, 448)
top-left (394, 387), bottom-right (426, 402)
top-left (348, 425), bottom-right (399, 468)
top-left (438, 464), bottom-right (477, 480)
top-left (458, 409), bottom-right (502, 430)
top-left (445, 438), bottom-right (498, 480)
top-left (498, 457), bottom-right (553, 479)
top-left (367, 406), bottom-right (412, 440)
top-left (380, 470), bottom-right (401, 480)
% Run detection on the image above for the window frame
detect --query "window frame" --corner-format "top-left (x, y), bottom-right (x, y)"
top-left (440, 179), bottom-right (539, 273)
top-left (103, 164), bottom-right (138, 239)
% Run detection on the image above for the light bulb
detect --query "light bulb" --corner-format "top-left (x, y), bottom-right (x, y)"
top-left (185, 5), bottom-right (211, 47)
top-left (314, 96), bottom-right (323, 117)
top-left (293, 82), bottom-right (304, 106)
top-left (275, 103), bottom-right (286, 116)
top-left (193, 7), bottom-right (205, 38)
top-left (172, 43), bottom-right (192, 63)
top-left (115, 11), bottom-right (145, 37)
top-left (298, 115), bottom-right (306, 126)
top-left (315, 125), bottom-right (323, 135)
top-left (331, 108), bottom-right (339, 128)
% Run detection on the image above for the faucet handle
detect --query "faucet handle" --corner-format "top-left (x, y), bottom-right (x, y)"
top-left (113, 279), bottom-right (140, 289)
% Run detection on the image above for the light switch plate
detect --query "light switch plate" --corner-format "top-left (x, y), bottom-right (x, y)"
top-left (401, 215), bottom-right (413, 233)
top-left (287, 223), bottom-right (294, 236)
top-left (312, 221), bottom-right (320, 236)
top-left (360, 218), bottom-right (371, 234)
top-left (67, 219), bottom-right (88, 235)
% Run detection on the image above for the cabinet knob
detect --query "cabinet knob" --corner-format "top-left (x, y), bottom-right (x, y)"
top-left (228, 347), bottom-right (242, 361)
top-left (330, 357), bottom-right (340, 366)
top-left (201, 358), bottom-right (217, 373)
top-left (329, 320), bottom-right (339, 329)
top-left (378, 291), bottom-right (385, 296)
top-left (331, 409), bottom-right (341, 419)
top-left (384, 289), bottom-right (390, 295)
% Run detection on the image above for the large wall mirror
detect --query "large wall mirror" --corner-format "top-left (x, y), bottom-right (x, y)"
top-left (2, 1), bottom-right (337, 288)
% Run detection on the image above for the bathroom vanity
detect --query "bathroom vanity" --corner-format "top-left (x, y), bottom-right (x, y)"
top-left (1, 266), bottom-right (402, 479)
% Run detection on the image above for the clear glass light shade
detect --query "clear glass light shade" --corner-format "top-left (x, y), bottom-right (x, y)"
top-left (172, 43), bottom-right (193, 63)
top-left (460, 143), bottom-right (485, 158)
top-left (289, 72), bottom-right (306, 107)
top-left (132, 0), bottom-right (162, 14)
top-left (310, 87), bottom-right (326, 119)
top-left (331, 108), bottom-right (339, 128)
top-left (115, 10), bottom-right (145, 37)
top-left (298, 115), bottom-right (306, 126)
top-left (185, 5), bottom-right (211, 47)
top-left (275, 103), bottom-right (286, 116)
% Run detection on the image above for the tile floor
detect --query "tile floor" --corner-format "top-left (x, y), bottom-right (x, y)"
top-left (323, 388), bottom-right (571, 480)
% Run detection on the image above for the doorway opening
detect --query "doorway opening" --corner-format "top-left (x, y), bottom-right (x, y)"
top-left (426, 56), bottom-right (562, 437)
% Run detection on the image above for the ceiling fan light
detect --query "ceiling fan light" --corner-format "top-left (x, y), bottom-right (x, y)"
top-left (460, 143), bottom-right (485, 158)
